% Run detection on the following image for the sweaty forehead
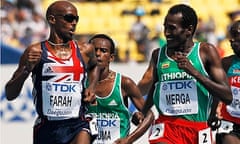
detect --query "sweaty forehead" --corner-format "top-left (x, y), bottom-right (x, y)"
top-left (93, 38), bottom-right (111, 48)
top-left (164, 13), bottom-right (183, 25)
top-left (51, 1), bottom-right (77, 15)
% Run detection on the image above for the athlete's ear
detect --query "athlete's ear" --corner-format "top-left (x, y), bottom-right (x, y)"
top-left (110, 54), bottom-right (115, 62)
top-left (47, 15), bottom-right (56, 24)
top-left (186, 25), bottom-right (194, 36)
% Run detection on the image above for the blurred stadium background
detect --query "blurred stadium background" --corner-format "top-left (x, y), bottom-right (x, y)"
top-left (43, 0), bottom-right (240, 61)
top-left (1, 0), bottom-right (239, 144)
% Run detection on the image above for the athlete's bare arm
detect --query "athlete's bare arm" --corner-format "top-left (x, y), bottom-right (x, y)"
top-left (142, 49), bottom-right (159, 116)
top-left (5, 43), bottom-right (42, 100)
top-left (113, 111), bottom-right (154, 144)
top-left (137, 51), bottom-right (155, 95)
top-left (113, 76), bottom-right (154, 144)
top-left (121, 76), bottom-right (145, 111)
top-left (78, 42), bottom-right (100, 103)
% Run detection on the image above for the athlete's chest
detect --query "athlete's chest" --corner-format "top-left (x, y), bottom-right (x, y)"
top-left (41, 53), bottom-right (84, 82)
top-left (95, 79), bottom-right (115, 97)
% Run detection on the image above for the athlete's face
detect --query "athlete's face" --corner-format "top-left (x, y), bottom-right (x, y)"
top-left (230, 23), bottom-right (240, 57)
top-left (92, 38), bottom-right (114, 69)
top-left (52, 4), bottom-right (78, 41)
top-left (163, 13), bottom-right (190, 50)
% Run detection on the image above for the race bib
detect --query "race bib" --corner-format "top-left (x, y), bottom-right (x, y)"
top-left (94, 114), bottom-right (121, 144)
top-left (42, 81), bottom-right (82, 118)
top-left (149, 123), bottom-right (165, 141)
top-left (90, 116), bottom-right (99, 136)
top-left (198, 127), bottom-right (211, 144)
top-left (227, 86), bottom-right (240, 118)
top-left (159, 79), bottom-right (198, 115)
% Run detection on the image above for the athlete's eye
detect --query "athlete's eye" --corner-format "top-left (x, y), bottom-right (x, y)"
top-left (95, 48), bottom-right (108, 53)
top-left (101, 48), bottom-right (108, 53)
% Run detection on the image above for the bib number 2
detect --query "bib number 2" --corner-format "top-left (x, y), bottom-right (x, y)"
top-left (149, 123), bottom-right (164, 140)
top-left (198, 127), bottom-right (211, 144)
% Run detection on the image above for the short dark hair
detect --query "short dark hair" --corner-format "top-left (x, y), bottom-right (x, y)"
top-left (88, 34), bottom-right (115, 54)
top-left (168, 4), bottom-right (198, 34)
top-left (230, 20), bottom-right (240, 37)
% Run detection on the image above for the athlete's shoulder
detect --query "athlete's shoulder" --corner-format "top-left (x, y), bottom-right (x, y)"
top-left (199, 42), bottom-right (217, 51)
top-left (121, 74), bottom-right (137, 88)
top-left (199, 42), bottom-right (220, 60)
top-left (152, 47), bottom-right (161, 54)
top-left (121, 74), bottom-right (134, 83)
top-left (151, 48), bottom-right (161, 63)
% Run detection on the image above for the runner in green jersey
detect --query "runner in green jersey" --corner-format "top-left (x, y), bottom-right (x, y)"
top-left (87, 34), bottom-right (154, 144)
top-left (153, 42), bottom-right (210, 121)
top-left (139, 4), bottom-right (232, 144)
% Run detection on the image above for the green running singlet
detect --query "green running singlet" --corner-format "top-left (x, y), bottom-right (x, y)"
top-left (153, 42), bottom-right (212, 122)
top-left (87, 73), bottom-right (130, 144)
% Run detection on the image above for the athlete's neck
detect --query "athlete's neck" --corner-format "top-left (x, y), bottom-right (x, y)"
top-left (48, 40), bottom-right (70, 47)
top-left (98, 70), bottom-right (114, 83)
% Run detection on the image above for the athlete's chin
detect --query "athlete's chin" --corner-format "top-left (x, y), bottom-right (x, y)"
top-left (65, 31), bottom-right (75, 39)
top-left (98, 65), bottom-right (106, 70)
top-left (97, 61), bottom-right (103, 66)
top-left (64, 35), bottom-right (73, 41)
top-left (167, 43), bottom-right (178, 49)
